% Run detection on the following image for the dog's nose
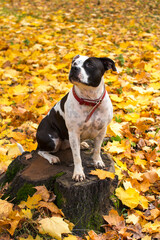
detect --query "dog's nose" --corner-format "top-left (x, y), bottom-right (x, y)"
top-left (72, 66), bottom-right (79, 72)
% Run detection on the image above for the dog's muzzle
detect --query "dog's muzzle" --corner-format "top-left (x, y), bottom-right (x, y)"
top-left (69, 66), bottom-right (81, 83)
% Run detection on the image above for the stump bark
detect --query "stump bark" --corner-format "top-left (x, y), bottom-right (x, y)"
top-left (0, 140), bottom-right (117, 232)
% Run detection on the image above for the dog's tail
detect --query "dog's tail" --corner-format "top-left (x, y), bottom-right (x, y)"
top-left (17, 143), bottom-right (25, 153)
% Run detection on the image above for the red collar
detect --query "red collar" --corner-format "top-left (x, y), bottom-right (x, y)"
top-left (72, 86), bottom-right (106, 122)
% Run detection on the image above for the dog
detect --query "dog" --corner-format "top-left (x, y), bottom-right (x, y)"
top-left (36, 55), bottom-right (118, 181)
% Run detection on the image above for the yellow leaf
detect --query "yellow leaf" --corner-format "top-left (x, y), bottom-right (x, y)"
top-left (114, 165), bottom-right (124, 180)
top-left (142, 220), bottom-right (160, 233)
top-left (126, 214), bottom-right (140, 225)
top-left (38, 216), bottom-right (71, 240)
top-left (12, 85), bottom-right (29, 96)
top-left (116, 187), bottom-right (140, 209)
top-left (139, 195), bottom-right (148, 209)
top-left (7, 219), bottom-right (20, 236)
top-left (105, 75), bottom-right (118, 83)
top-left (0, 199), bottom-right (13, 218)
top-left (113, 157), bottom-right (128, 171)
top-left (138, 117), bottom-right (155, 123)
top-left (141, 236), bottom-right (151, 240)
top-left (21, 209), bottom-right (32, 219)
top-left (1, 106), bottom-right (12, 113)
top-left (3, 69), bottom-right (19, 79)
top-left (124, 113), bottom-right (140, 123)
top-left (134, 155), bottom-right (147, 167)
top-left (64, 52), bottom-right (76, 59)
top-left (105, 141), bottom-right (125, 154)
top-left (110, 94), bottom-right (123, 102)
top-left (7, 144), bottom-right (21, 157)
top-left (19, 194), bottom-right (42, 209)
top-left (130, 171), bottom-right (143, 181)
top-left (144, 63), bottom-right (153, 72)
top-left (90, 169), bottom-right (115, 180)
top-left (0, 147), bottom-right (8, 155)
top-left (107, 121), bottom-right (123, 137)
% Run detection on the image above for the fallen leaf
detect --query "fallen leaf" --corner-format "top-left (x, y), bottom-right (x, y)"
top-left (38, 216), bottom-right (71, 240)
top-left (126, 213), bottom-right (140, 225)
top-left (0, 199), bottom-right (13, 218)
top-left (90, 169), bottom-right (115, 180)
top-left (34, 186), bottom-right (50, 202)
top-left (116, 187), bottom-right (140, 209)
top-left (63, 235), bottom-right (80, 240)
top-left (103, 209), bottom-right (124, 226)
top-left (38, 201), bottom-right (64, 216)
top-left (21, 209), bottom-right (32, 219)
top-left (19, 194), bottom-right (42, 209)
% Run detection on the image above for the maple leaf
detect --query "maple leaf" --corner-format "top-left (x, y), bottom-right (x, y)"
top-left (142, 220), bottom-right (160, 234)
top-left (90, 169), bottom-right (115, 180)
top-left (21, 209), bottom-right (32, 219)
top-left (88, 230), bottom-right (107, 240)
top-left (38, 216), bottom-right (71, 240)
top-left (19, 194), bottom-right (42, 209)
top-left (38, 201), bottom-right (64, 216)
top-left (103, 209), bottom-right (124, 226)
top-left (126, 213), bottom-right (140, 225)
top-left (34, 185), bottom-right (50, 202)
top-left (107, 120), bottom-right (123, 137)
top-left (115, 187), bottom-right (140, 209)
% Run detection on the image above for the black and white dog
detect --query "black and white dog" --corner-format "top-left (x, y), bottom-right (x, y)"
top-left (36, 55), bottom-right (118, 181)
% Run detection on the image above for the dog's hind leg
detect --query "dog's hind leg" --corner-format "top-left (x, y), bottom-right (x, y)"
top-left (36, 130), bottom-right (61, 164)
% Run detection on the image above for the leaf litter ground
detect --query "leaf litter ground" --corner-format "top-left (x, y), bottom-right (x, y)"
top-left (0, 0), bottom-right (160, 239)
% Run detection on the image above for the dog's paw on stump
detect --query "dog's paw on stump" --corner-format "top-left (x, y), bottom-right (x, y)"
top-left (0, 140), bottom-right (117, 233)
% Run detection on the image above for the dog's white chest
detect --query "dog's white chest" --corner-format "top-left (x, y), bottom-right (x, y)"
top-left (80, 115), bottom-right (106, 140)
top-left (65, 91), bottom-right (113, 141)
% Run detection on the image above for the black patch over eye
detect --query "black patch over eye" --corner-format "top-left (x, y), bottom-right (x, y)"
top-left (85, 61), bottom-right (94, 68)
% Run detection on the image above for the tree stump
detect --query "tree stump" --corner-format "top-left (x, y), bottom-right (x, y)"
top-left (0, 140), bottom-right (117, 233)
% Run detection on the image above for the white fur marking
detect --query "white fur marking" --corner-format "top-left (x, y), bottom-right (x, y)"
top-left (17, 143), bottom-right (25, 153)
top-left (115, 67), bottom-right (119, 73)
top-left (54, 101), bottom-right (65, 118)
top-left (73, 55), bottom-right (89, 84)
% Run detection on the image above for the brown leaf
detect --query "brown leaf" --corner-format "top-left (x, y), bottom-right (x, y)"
top-left (38, 201), bottom-right (64, 216)
top-left (144, 208), bottom-right (160, 220)
top-left (34, 185), bottom-right (50, 202)
top-left (103, 209), bottom-right (125, 228)
top-left (143, 170), bottom-right (158, 183)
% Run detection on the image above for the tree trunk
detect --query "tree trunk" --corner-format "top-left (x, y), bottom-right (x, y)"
top-left (0, 140), bottom-right (117, 233)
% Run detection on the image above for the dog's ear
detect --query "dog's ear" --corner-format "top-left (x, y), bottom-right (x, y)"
top-left (72, 55), bottom-right (80, 63)
top-left (99, 57), bottom-right (118, 72)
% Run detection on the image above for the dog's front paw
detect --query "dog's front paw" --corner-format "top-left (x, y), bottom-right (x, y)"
top-left (93, 159), bottom-right (105, 169)
top-left (72, 166), bottom-right (85, 181)
top-left (49, 155), bottom-right (60, 164)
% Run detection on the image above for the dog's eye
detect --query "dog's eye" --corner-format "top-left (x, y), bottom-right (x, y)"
top-left (86, 62), bottom-right (94, 68)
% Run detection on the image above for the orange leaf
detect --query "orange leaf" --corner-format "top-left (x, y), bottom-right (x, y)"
top-left (90, 169), bottom-right (115, 180)
top-left (103, 209), bottom-right (124, 226)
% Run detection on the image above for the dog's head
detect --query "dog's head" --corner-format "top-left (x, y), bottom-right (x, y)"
top-left (69, 55), bottom-right (118, 87)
